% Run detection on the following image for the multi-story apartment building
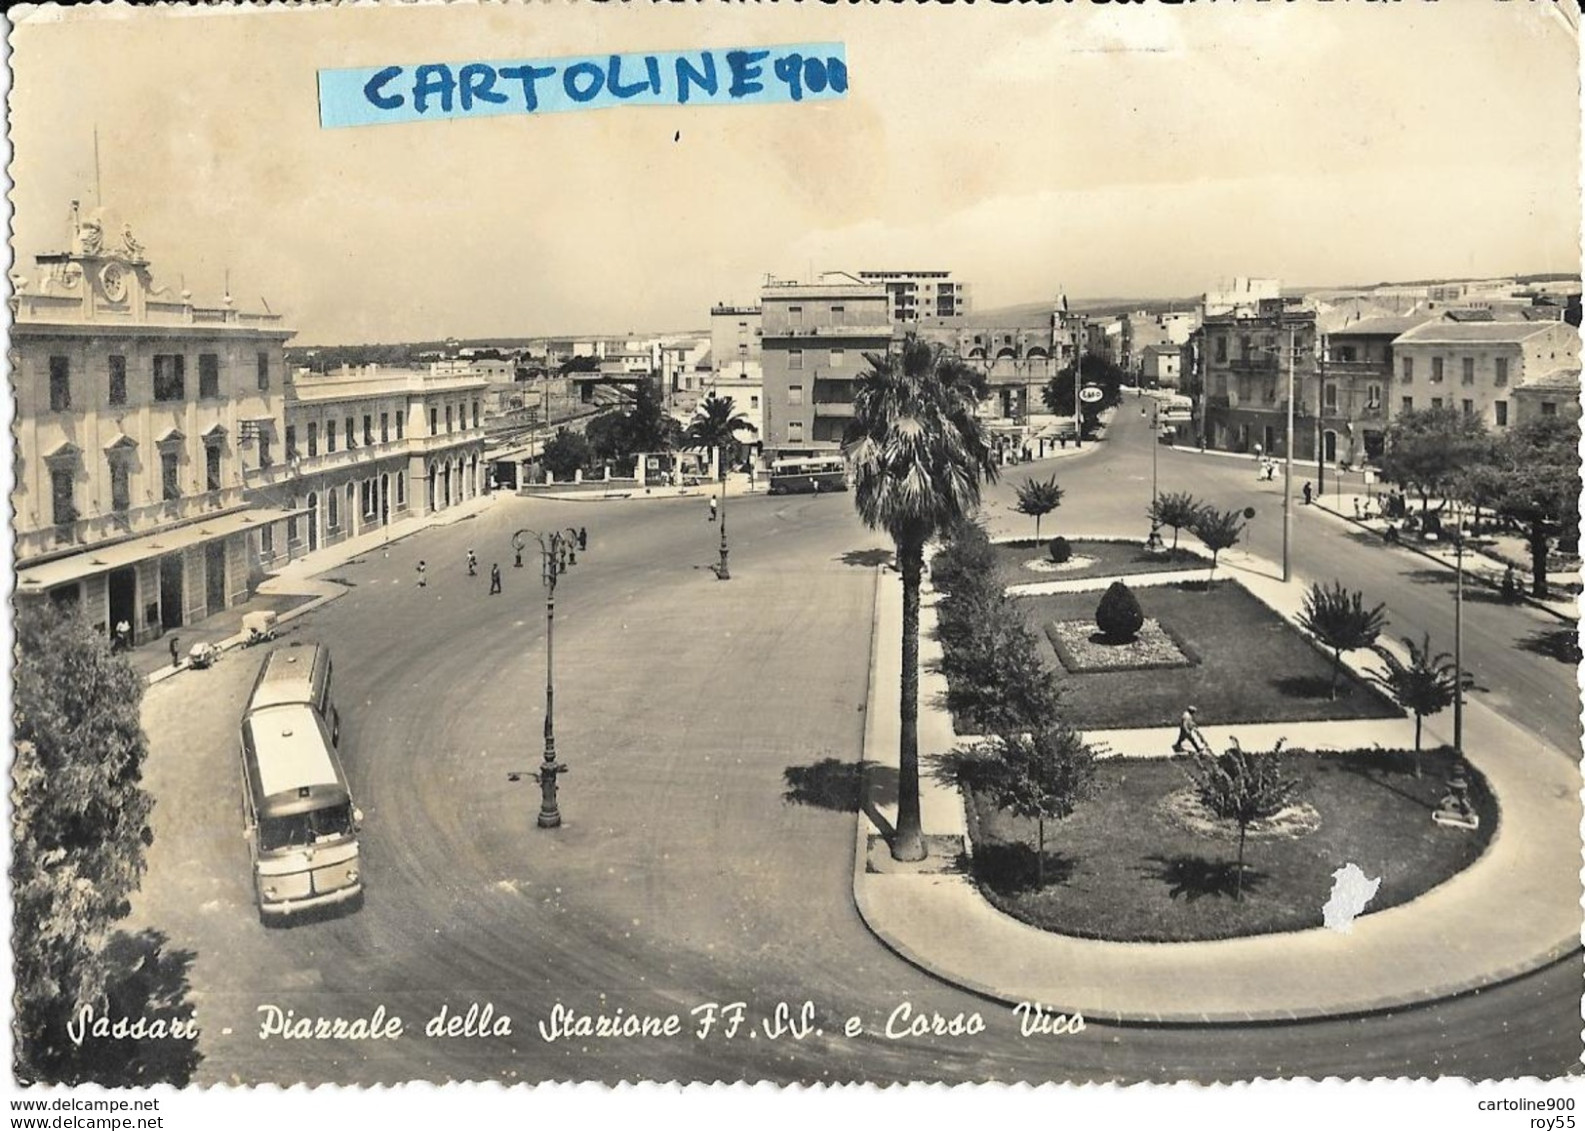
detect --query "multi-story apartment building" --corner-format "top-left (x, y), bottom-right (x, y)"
top-left (759, 276), bottom-right (892, 452)
top-left (1200, 299), bottom-right (1321, 456)
top-left (855, 270), bottom-right (971, 323)
top-left (1315, 314), bottom-right (1432, 465)
top-left (1390, 319), bottom-right (1579, 433)
top-left (11, 206), bottom-right (295, 642)
top-left (248, 364), bottom-right (489, 562)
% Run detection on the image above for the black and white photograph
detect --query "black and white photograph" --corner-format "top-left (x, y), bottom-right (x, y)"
top-left (4, 1), bottom-right (1583, 1125)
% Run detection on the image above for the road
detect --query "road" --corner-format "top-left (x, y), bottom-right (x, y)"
top-left (129, 438), bottom-right (1583, 1086)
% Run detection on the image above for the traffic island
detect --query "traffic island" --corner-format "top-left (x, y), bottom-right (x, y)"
top-left (854, 542), bottom-right (1584, 1024)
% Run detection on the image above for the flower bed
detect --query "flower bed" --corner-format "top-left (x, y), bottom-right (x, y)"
top-left (1045, 618), bottom-right (1198, 674)
top-left (990, 538), bottom-right (1200, 584)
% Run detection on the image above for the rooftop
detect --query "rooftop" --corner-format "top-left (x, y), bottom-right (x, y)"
top-left (1394, 321), bottom-right (1564, 344)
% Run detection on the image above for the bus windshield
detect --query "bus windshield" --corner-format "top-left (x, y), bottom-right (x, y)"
top-left (258, 802), bottom-right (355, 853)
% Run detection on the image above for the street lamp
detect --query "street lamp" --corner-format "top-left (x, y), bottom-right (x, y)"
top-left (509, 525), bottom-right (586, 828)
top-left (1250, 330), bottom-right (1300, 583)
top-left (1145, 398), bottom-right (1164, 553)
top-left (1433, 523), bottom-right (1479, 830)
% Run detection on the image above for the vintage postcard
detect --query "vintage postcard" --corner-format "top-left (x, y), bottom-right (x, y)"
top-left (4, 0), bottom-right (1582, 1124)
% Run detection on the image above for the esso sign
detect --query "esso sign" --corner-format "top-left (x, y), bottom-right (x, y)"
top-left (1078, 386), bottom-right (1105, 404)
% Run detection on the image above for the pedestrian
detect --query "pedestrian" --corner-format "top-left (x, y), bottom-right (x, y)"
top-left (514, 548), bottom-right (524, 569)
top-left (1253, 443), bottom-right (1263, 462)
top-left (1302, 481), bottom-right (1313, 506)
top-left (114, 619), bottom-right (131, 653)
top-left (1172, 705), bottom-right (1207, 756)
top-left (168, 635), bottom-right (181, 669)
top-left (417, 560), bottom-right (427, 588)
top-left (708, 496), bottom-right (718, 523)
top-left (489, 563), bottom-right (502, 595)
top-left (466, 549), bottom-right (478, 576)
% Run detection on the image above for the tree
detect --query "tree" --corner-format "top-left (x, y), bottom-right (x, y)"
top-left (1187, 737), bottom-right (1303, 901)
top-left (683, 393), bottom-right (758, 580)
top-left (1190, 507), bottom-right (1246, 588)
top-left (587, 378), bottom-right (681, 464)
top-left (13, 604), bottom-right (157, 1082)
top-left (1042, 352), bottom-right (1127, 437)
top-left (847, 334), bottom-right (998, 861)
top-left (1148, 491), bottom-right (1204, 555)
top-left (1013, 475), bottom-right (1065, 540)
top-left (1377, 406), bottom-right (1489, 520)
top-left (539, 429), bottom-right (591, 480)
top-left (981, 724), bottom-right (1097, 888)
top-left (1296, 581), bottom-right (1387, 700)
top-left (1366, 634), bottom-right (1462, 777)
top-left (1489, 415), bottom-right (1582, 599)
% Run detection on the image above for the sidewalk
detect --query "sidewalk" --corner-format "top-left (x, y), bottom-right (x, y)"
top-left (131, 492), bottom-right (502, 687)
top-left (853, 543), bottom-right (1583, 1024)
top-left (1312, 492), bottom-right (1578, 624)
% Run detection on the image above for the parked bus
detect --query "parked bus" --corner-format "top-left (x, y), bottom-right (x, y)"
top-left (768, 456), bottom-right (849, 495)
top-left (240, 644), bottom-right (361, 923)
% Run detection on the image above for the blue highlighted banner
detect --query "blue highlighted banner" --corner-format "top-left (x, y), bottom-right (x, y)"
top-left (319, 44), bottom-right (848, 129)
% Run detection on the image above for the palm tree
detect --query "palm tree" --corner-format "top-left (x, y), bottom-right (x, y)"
top-left (847, 335), bottom-right (997, 861)
top-left (684, 393), bottom-right (758, 580)
top-left (1013, 475), bottom-right (1065, 540)
top-left (1366, 634), bottom-right (1463, 777)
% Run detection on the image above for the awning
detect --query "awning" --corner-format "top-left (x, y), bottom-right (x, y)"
top-left (17, 505), bottom-right (301, 593)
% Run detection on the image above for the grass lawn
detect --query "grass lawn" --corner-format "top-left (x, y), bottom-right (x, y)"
top-left (959, 746), bottom-right (1496, 942)
top-left (986, 579), bottom-right (1401, 730)
top-left (992, 538), bottom-right (1201, 585)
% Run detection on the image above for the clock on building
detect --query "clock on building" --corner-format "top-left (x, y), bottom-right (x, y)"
top-left (99, 262), bottom-right (128, 302)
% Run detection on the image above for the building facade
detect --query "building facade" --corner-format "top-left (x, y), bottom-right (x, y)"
top-left (11, 206), bottom-right (295, 642)
top-left (1200, 300), bottom-right (1321, 456)
top-left (248, 364), bottom-right (489, 563)
top-left (854, 270), bottom-right (971, 322)
top-left (1390, 319), bottom-right (1579, 434)
top-left (759, 278), bottom-right (892, 452)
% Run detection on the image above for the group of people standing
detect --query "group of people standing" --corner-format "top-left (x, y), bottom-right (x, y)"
top-left (418, 549), bottom-right (502, 594)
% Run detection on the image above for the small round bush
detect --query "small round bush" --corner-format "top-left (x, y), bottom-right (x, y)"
top-left (1095, 580), bottom-right (1145, 642)
top-left (1048, 536), bottom-right (1072, 564)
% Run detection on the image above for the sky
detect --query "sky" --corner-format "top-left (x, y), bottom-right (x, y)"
top-left (8, 2), bottom-right (1581, 345)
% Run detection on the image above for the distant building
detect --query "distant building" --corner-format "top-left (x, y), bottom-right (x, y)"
top-left (1511, 367), bottom-right (1582, 426)
top-left (1391, 319), bottom-right (1580, 433)
top-left (1200, 298), bottom-right (1321, 456)
top-left (1202, 277), bottom-right (1282, 318)
top-left (10, 203), bottom-right (295, 642)
top-left (855, 270), bottom-right (971, 323)
top-left (759, 276), bottom-right (892, 452)
top-left (1138, 342), bottom-right (1182, 387)
top-left (252, 364), bottom-right (488, 561)
top-left (1316, 313), bottom-right (1436, 465)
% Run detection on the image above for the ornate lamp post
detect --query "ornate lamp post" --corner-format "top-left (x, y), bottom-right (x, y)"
top-left (1145, 398), bottom-right (1165, 553)
top-left (1433, 523), bottom-right (1479, 830)
top-left (509, 525), bottom-right (586, 828)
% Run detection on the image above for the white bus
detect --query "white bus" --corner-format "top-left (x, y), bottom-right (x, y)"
top-left (240, 644), bottom-right (362, 923)
top-left (768, 456), bottom-right (849, 495)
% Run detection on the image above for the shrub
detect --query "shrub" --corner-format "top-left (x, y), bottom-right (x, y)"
top-left (932, 519), bottom-right (997, 599)
top-left (1095, 580), bottom-right (1145, 642)
top-left (1048, 536), bottom-right (1072, 564)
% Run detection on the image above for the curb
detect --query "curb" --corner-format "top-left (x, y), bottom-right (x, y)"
top-left (852, 533), bottom-right (1583, 1025)
top-left (143, 494), bottom-right (502, 688)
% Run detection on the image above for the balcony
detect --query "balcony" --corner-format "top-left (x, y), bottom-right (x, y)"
top-left (17, 487), bottom-right (250, 564)
top-left (1229, 358), bottom-right (1278, 376)
top-left (812, 402), bottom-right (856, 418)
top-left (764, 324), bottom-right (894, 341)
